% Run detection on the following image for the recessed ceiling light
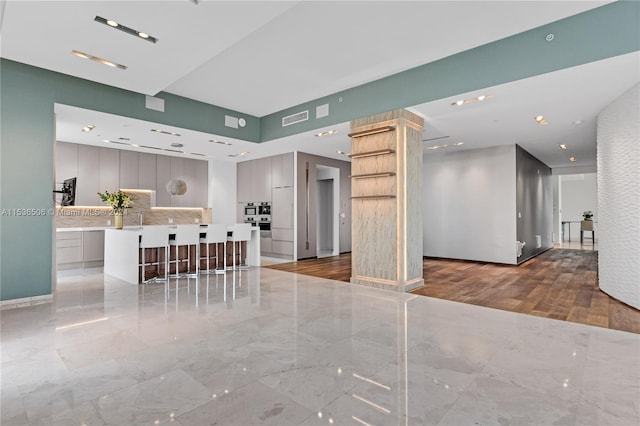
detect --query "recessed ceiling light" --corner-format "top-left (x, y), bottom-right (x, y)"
top-left (315, 129), bottom-right (338, 137)
top-left (82, 124), bottom-right (95, 132)
top-left (171, 143), bottom-right (184, 148)
top-left (209, 140), bottom-right (232, 145)
top-left (451, 95), bottom-right (492, 107)
top-left (71, 50), bottom-right (127, 70)
top-left (559, 144), bottom-right (568, 150)
top-left (151, 129), bottom-right (181, 136)
top-left (426, 142), bottom-right (464, 150)
top-left (534, 115), bottom-right (548, 125)
top-left (94, 16), bottom-right (158, 44)
top-left (569, 157), bottom-right (577, 162)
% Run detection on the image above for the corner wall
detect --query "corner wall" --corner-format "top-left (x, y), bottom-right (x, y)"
top-left (423, 145), bottom-right (517, 264)
top-left (596, 84), bottom-right (639, 309)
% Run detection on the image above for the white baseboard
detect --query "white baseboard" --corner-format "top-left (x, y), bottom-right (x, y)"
top-left (1, 294), bottom-right (53, 310)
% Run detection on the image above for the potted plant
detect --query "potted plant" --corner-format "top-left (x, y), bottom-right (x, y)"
top-left (98, 190), bottom-right (133, 229)
top-left (583, 210), bottom-right (594, 221)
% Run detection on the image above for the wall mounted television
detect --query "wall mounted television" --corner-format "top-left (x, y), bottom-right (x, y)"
top-left (61, 177), bottom-right (76, 206)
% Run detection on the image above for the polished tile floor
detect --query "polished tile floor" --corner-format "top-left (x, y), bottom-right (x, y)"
top-left (1, 268), bottom-right (638, 425)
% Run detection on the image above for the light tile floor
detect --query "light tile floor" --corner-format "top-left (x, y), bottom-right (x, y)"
top-left (1, 268), bottom-right (638, 425)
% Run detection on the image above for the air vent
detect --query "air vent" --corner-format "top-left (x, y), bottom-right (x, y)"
top-left (282, 110), bottom-right (309, 127)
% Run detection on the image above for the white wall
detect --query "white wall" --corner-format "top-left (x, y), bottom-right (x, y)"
top-left (423, 145), bottom-right (517, 264)
top-left (208, 159), bottom-right (237, 225)
top-left (559, 173), bottom-right (598, 241)
top-left (597, 84), bottom-right (639, 309)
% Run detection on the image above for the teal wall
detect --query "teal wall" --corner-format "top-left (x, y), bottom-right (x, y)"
top-left (261, 1), bottom-right (640, 140)
top-left (1, 1), bottom-right (638, 301)
top-left (0, 61), bottom-right (259, 301)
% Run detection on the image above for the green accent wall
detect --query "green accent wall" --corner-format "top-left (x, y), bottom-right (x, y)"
top-left (261, 1), bottom-right (640, 141)
top-left (1, 0), bottom-right (638, 301)
top-left (0, 60), bottom-right (259, 301)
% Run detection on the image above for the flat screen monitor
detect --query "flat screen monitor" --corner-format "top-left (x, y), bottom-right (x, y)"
top-left (61, 177), bottom-right (76, 206)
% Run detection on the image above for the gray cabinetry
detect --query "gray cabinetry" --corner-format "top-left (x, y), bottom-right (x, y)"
top-left (56, 230), bottom-right (105, 269)
top-left (77, 145), bottom-right (100, 205)
top-left (83, 231), bottom-right (105, 262)
top-left (237, 161), bottom-right (252, 203)
top-left (281, 152), bottom-right (294, 187)
top-left (156, 155), bottom-right (171, 207)
top-left (138, 153), bottom-right (157, 190)
top-left (56, 142), bottom-right (78, 185)
top-left (272, 186), bottom-right (294, 229)
top-left (99, 147), bottom-right (120, 194)
top-left (119, 150), bottom-right (139, 190)
top-left (272, 186), bottom-right (294, 257)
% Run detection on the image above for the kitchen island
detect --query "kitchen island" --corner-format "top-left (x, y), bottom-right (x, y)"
top-left (104, 225), bottom-right (260, 284)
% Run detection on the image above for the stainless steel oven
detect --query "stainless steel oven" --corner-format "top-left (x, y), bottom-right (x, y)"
top-left (258, 217), bottom-right (271, 238)
top-left (244, 203), bottom-right (257, 216)
top-left (258, 202), bottom-right (271, 216)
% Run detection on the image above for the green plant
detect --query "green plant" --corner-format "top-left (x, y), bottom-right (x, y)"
top-left (98, 190), bottom-right (133, 213)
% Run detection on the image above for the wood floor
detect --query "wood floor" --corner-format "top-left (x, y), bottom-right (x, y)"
top-left (265, 249), bottom-right (640, 334)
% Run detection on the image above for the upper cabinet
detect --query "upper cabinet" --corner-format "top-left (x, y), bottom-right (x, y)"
top-left (56, 142), bottom-right (208, 208)
top-left (237, 161), bottom-right (252, 203)
top-left (272, 153), bottom-right (294, 188)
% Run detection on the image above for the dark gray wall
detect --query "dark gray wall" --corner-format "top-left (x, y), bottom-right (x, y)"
top-left (516, 145), bottom-right (553, 264)
top-left (296, 152), bottom-right (351, 259)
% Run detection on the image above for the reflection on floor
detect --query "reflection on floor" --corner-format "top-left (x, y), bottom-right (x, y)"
top-left (1, 267), bottom-right (638, 425)
top-left (266, 250), bottom-right (640, 334)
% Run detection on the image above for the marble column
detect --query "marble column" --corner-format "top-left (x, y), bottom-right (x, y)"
top-left (350, 109), bottom-right (424, 292)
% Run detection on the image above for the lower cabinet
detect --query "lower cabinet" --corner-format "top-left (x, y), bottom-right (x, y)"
top-left (261, 237), bottom-right (272, 253)
top-left (272, 240), bottom-right (294, 256)
top-left (56, 230), bottom-right (105, 269)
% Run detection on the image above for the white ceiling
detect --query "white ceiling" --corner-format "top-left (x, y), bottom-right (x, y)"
top-left (4, 0), bottom-right (638, 169)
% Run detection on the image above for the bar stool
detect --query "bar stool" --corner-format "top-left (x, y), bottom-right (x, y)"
top-left (228, 223), bottom-right (252, 270)
top-left (199, 224), bottom-right (227, 274)
top-left (169, 224), bottom-right (201, 277)
top-left (139, 225), bottom-right (170, 283)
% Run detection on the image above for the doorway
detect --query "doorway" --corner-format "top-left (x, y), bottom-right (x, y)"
top-left (316, 165), bottom-right (340, 258)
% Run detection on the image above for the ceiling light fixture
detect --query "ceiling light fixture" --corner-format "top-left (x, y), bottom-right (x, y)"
top-left (209, 140), bottom-right (232, 145)
top-left (559, 144), bottom-right (568, 150)
top-left (82, 124), bottom-right (95, 132)
top-left (451, 95), bottom-right (492, 107)
top-left (315, 129), bottom-right (338, 137)
top-left (426, 142), bottom-right (464, 150)
top-left (151, 128), bottom-right (181, 136)
top-left (569, 157), bottom-right (577, 162)
top-left (71, 50), bottom-right (127, 70)
top-left (534, 115), bottom-right (548, 125)
top-left (94, 16), bottom-right (158, 43)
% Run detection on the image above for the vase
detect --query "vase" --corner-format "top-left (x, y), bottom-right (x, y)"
top-left (114, 212), bottom-right (123, 229)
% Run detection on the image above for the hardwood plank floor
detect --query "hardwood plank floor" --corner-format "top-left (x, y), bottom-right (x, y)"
top-left (265, 249), bottom-right (640, 334)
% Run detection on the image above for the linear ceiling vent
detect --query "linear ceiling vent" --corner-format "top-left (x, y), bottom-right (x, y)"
top-left (282, 110), bottom-right (309, 127)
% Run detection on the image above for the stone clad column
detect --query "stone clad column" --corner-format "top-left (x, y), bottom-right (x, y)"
top-left (350, 109), bottom-right (424, 292)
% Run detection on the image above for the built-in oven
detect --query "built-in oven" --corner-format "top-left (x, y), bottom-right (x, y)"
top-left (258, 202), bottom-right (271, 216)
top-left (244, 202), bottom-right (257, 216)
top-left (258, 217), bottom-right (271, 238)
